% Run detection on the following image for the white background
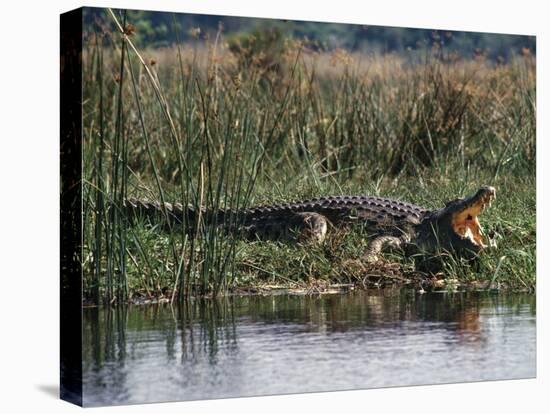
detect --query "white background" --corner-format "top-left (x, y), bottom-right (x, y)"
top-left (0, 0), bottom-right (547, 412)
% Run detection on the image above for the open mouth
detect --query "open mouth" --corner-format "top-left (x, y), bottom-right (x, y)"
top-left (451, 186), bottom-right (496, 248)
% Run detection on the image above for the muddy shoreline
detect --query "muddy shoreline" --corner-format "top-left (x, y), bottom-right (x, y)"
top-left (82, 276), bottom-right (528, 308)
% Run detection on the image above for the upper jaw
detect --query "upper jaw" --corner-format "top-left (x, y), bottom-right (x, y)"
top-left (448, 186), bottom-right (496, 249)
top-left (465, 186), bottom-right (496, 211)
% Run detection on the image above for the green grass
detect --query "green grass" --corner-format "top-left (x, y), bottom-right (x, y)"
top-left (81, 10), bottom-right (536, 304)
top-left (110, 172), bottom-right (534, 296)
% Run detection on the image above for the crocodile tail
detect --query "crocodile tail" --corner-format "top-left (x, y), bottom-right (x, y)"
top-left (123, 198), bottom-right (237, 227)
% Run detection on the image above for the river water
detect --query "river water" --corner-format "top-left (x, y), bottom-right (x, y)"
top-left (82, 290), bottom-right (536, 406)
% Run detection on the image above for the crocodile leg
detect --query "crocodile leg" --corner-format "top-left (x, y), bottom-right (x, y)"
top-left (293, 212), bottom-right (329, 243)
top-left (362, 235), bottom-right (406, 262)
top-left (245, 212), bottom-right (329, 243)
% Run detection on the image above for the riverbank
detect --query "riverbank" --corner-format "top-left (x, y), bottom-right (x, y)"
top-left (82, 262), bottom-right (533, 308)
top-left (82, 171), bottom-right (535, 305)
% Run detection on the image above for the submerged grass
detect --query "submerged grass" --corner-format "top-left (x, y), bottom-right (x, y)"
top-left (82, 10), bottom-right (536, 304)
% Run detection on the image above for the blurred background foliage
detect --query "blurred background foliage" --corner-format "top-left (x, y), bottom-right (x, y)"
top-left (84, 7), bottom-right (535, 61)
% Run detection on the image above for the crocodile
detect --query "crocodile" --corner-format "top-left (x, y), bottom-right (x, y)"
top-left (124, 186), bottom-right (496, 260)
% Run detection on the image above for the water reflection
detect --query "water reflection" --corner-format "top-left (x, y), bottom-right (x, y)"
top-left (82, 291), bottom-right (536, 406)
